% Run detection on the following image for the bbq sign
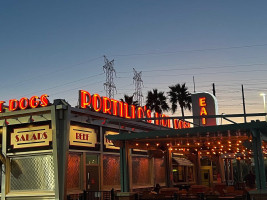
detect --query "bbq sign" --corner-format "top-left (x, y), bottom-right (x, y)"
top-left (0, 94), bottom-right (50, 113)
top-left (10, 125), bottom-right (52, 149)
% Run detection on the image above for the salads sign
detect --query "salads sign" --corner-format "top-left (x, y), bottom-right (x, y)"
top-left (10, 125), bottom-right (52, 149)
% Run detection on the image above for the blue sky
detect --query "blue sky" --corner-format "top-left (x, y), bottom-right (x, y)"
top-left (1, 1), bottom-right (267, 122)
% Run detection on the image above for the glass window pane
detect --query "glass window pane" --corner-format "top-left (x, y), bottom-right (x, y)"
top-left (132, 157), bottom-right (150, 186)
top-left (10, 155), bottom-right (55, 191)
top-left (103, 155), bottom-right (120, 188)
top-left (154, 158), bottom-right (165, 185)
top-left (86, 154), bottom-right (99, 165)
top-left (67, 153), bottom-right (81, 190)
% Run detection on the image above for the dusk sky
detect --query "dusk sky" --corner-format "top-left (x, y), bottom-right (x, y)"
top-left (1, 1), bottom-right (267, 123)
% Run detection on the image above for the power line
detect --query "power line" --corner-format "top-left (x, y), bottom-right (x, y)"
top-left (112, 43), bottom-right (267, 57)
top-left (14, 72), bottom-right (104, 99)
top-left (49, 80), bottom-right (104, 96)
top-left (115, 69), bottom-right (267, 80)
top-left (117, 63), bottom-right (266, 74)
top-left (0, 56), bottom-right (102, 88)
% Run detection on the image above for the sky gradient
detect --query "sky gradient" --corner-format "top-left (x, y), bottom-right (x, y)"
top-left (1, 1), bottom-right (267, 123)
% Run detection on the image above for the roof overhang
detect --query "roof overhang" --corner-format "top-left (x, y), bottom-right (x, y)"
top-left (107, 121), bottom-right (267, 141)
top-left (107, 121), bottom-right (267, 157)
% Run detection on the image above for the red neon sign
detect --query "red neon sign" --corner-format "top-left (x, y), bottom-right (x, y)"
top-left (79, 90), bottom-right (190, 129)
top-left (0, 94), bottom-right (50, 113)
top-left (199, 97), bottom-right (208, 125)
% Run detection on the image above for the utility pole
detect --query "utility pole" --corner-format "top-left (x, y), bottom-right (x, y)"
top-left (212, 83), bottom-right (216, 96)
top-left (103, 55), bottom-right (116, 98)
top-left (193, 76), bottom-right (196, 93)
top-left (242, 84), bottom-right (247, 123)
top-left (133, 68), bottom-right (144, 106)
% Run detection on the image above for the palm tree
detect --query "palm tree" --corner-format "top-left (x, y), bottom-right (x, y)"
top-left (120, 94), bottom-right (139, 106)
top-left (168, 83), bottom-right (191, 118)
top-left (145, 89), bottom-right (169, 114)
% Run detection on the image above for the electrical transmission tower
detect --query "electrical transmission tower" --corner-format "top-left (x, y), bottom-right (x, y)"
top-left (133, 68), bottom-right (144, 106)
top-left (103, 56), bottom-right (116, 98)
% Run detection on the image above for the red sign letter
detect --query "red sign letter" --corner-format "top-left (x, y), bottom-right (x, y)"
top-left (79, 90), bottom-right (91, 108)
top-left (9, 99), bottom-right (19, 111)
top-left (92, 94), bottom-right (102, 112)
top-left (0, 101), bottom-right (5, 113)
top-left (19, 97), bottom-right (29, 110)
top-left (29, 96), bottom-right (40, 108)
top-left (40, 94), bottom-right (49, 107)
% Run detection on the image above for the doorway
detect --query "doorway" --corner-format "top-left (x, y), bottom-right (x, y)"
top-left (200, 166), bottom-right (213, 187)
top-left (86, 165), bottom-right (99, 191)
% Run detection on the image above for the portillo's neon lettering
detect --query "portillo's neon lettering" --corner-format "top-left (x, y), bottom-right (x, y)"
top-left (137, 107), bottom-right (144, 119)
top-left (102, 97), bottom-right (111, 114)
top-left (111, 99), bottom-right (118, 116)
top-left (124, 103), bottom-right (131, 119)
top-left (0, 94), bottom-right (50, 113)
top-left (119, 101), bottom-right (124, 117)
top-left (161, 114), bottom-right (167, 127)
top-left (131, 105), bottom-right (136, 119)
top-left (79, 90), bottom-right (91, 108)
top-left (92, 94), bottom-right (102, 112)
top-left (145, 108), bottom-right (152, 123)
top-left (78, 90), bottom-right (190, 129)
top-left (173, 119), bottom-right (190, 129)
top-left (154, 112), bottom-right (160, 125)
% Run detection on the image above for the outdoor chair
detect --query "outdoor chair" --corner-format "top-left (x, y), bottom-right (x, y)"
top-left (205, 194), bottom-right (220, 200)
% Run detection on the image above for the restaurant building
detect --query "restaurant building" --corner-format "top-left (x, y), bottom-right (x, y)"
top-left (0, 90), bottom-right (266, 200)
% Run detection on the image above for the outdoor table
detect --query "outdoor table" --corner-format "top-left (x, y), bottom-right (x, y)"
top-left (218, 196), bottom-right (236, 199)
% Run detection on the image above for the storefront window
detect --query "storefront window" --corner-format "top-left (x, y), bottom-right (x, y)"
top-left (188, 166), bottom-right (195, 182)
top-left (173, 166), bottom-right (186, 182)
top-left (132, 156), bottom-right (151, 186)
top-left (201, 157), bottom-right (211, 166)
top-left (103, 155), bottom-right (120, 188)
top-left (86, 154), bottom-right (99, 165)
top-left (154, 158), bottom-right (165, 185)
top-left (10, 155), bottom-right (55, 191)
top-left (67, 153), bottom-right (81, 190)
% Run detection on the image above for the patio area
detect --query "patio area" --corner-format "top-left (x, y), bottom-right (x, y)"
top-left (107, 120), bottom-right (267, 200)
